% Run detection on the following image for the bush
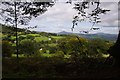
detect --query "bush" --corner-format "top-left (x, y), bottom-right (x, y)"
top-left (26, 35), bottom-right (34, 40)
top-left (87, 39), bottom-right (110, 57)
top-left (53, 51), bottom-right (64, 58)
top-left (57, 36), bottom-right (88, 55)
top-left (19, 39), bottom-right (40, 56)
top-left (48, 46), bottom-right (57, 54)
top-left (2, 40), bottom-right (14, 57)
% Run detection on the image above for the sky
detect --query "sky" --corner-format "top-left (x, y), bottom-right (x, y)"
top-left (0, 1), bottom-right (119, 34)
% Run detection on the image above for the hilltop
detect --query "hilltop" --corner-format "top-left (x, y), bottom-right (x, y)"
top-left (58, 31), bottom-right (118, 41)
top-left (1, 24), bottom-right (118, 41)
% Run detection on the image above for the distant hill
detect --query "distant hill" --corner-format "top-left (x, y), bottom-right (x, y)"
top-left (58, 31), bottom-right (118, 41)
top-left (1, 24), bottom-right (118, 41)
top-left (58, 31), bottom-right (72, 35)
top-left (79, 33), bottom-right (118, 41)
top-left (1, 24), bottom-right (32, 34)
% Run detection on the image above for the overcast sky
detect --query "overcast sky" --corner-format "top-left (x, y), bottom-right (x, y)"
top-left (0, 1), bottom-right (119, 34)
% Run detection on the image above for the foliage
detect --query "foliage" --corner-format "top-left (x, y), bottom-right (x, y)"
top-left (19, 39), bottom-right (40, 56)
top-left (72, 2), bottom-right (110, 32)
top-left (2, 40), bottom-right (14, 57)
top-left (39, 32), bottom-right (49, 37)
top-left (34, 36), bottom-right (49, 42)
top-left (0, 2), bottom-right (54, 25)
top-left (57, 36), bottom-right (87, 55)
top-left (57, 36), bottom-right (113, 60)
top-left (2, 24), bottom-right (116, 78)
top-left (26, 35), bottom-right (34, 40)
top-left (3, 56), bottom-right (119, 78)
top-left (48, 46), bottom-right (57, 54)
top-left (87, 39), bottom-right (110, 57)
top-left (67, 37), bottom-right (87, 54)
top-left (53, 51), bottom-right (64, 58)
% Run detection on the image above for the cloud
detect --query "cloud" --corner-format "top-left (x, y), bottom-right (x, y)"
top-left (20, 2), bottom-right (119, 34)
top-left (97, 2), bottom-right (118, 27)
top-left (29, 3), bottom-right (77, 33)
top-left (36, 3), bottom-right (76, 22)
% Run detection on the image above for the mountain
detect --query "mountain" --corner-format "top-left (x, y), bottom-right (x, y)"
top-left (58, 31), bottom-right (72, 35)
top-left (58, 31), bottom-right (118, 41)
top-left (79, 33), bottom-right (118, 41)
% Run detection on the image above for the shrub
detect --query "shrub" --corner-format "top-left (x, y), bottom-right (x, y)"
top-left (26, 35), bottom-right (34, 40)
top-left (19, 39), bottom-right (40, 56)
top-left (87, 39), bottom-right (110, 57)
top-left (57, 36), bottom-right (88, 55)
top-left (2, 40), bottom-right (14, 57)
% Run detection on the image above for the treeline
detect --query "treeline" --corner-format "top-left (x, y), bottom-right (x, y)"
top-left (1, 24), bottom-right (64, 36)
top-left (2, 35), bottom-right (114, 58)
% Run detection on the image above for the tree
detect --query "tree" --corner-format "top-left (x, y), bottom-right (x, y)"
top-left (19, 39), bottom-right (40, 56)
top-left (57, 38), bottom-right (68, 55)
top-left (2, 40), bottom-right (14, 57)
top-left (57, 37), bottom-right (87, 55)
top-left (87, 39), bottom-right (109, 58)
top-left (0, 1), bottom-right (54, 58)
top-left (107, 31), bottom-right (120, 66)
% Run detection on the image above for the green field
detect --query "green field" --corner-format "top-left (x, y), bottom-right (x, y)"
top-left (27, 34), bottom-right (39, 37)
top-left (51, 36), bottom-right (65, 39)
top-left (34, 36), bottom-right (49, 42)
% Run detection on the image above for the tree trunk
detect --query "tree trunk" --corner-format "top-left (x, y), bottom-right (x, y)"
top-left (14, 2), bottom-right (19, 58)
top-left (110, 30), bottom-right (120, 67)
top-left (116, 30), bottom-right (120, 45)
top-left (113, 57), bottom-right (120, 67)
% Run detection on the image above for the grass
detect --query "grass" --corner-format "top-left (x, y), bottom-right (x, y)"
top-left (12, 43), bottom-right (16, 46)
top-left (48, 43), bottom-right (57, 47)
top-left (11, 52), bottom-right (70, 59)
top-left (64, 54), bottom-right (71, 59)
top-left (102, 54), bottom-right (110, 58)
top-left (51, 36), bottom-right (65, 39)
top-left (0, 33), bottom-right (2, 38)
top-left (10, 36), bottom-right (16, 40)
top-left (34, 36), bottom-right (65, 42)
top-left (34, 36), bottom-right (49, 42)
top-left (41, 53), bottom-right (53, 57)
top-left (3, 33), bottom-right (65, 42)
top-left (27, 34), bottom-right (39, 37)
top-left (19, 35), bottom-right (27, 37)
top-left (12, 54), bottom-right (25, 58)
top-left (2, 34), bottom-right (7, 38)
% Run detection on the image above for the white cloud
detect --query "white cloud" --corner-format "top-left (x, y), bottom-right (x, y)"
top-left (28, 2), bottom-right (118, 34)
top-left (36, 3), bottom-right (76, 22)
top-left (28, 3), bottom-right (77, 33)
top-left (97, 2), bottom-right (118, 27)
top-left (1, 2), bottom-right (117, 34)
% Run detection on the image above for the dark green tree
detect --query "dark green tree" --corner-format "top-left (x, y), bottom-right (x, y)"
top-left (57, 39), bottom-right (68, 55)
top-left (87, 39), bottom-right (109, 58)
top-left (19, 39), bottom-right (40, 56)
top-left (57, 37), bottom-right (87, 55)
top-left (2, 40), bottom-right (14, 57)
